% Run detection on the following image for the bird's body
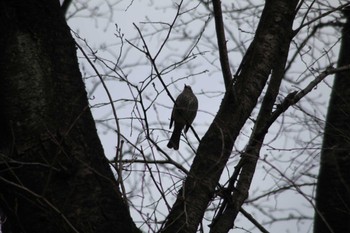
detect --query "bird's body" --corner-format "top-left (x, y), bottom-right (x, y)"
top-left (167, 85), bottom-right (198, 150)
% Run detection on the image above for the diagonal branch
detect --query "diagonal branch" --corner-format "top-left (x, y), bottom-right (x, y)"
top-left (159, 1), bottom-right (299, 232)
top-left (210, 64), bottom-right (350, 233)
top-left (266, 64), bottom-right (350, 132)
top-left (210, 9), bottom-right (292, 229)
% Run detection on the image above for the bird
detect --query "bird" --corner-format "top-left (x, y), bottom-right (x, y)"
top-left (167, 85), bottom-right (198, 150)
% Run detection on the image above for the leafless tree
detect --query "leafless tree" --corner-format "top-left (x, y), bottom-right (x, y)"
top-left (1, 0), bottom-right (350, 233)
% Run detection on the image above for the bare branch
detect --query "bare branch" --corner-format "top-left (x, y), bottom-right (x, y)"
top-left (212, 0), bottom-right (233, 90)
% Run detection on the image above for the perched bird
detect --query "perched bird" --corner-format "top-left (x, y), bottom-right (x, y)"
top-left (167, 85), bottom-right (198, 150)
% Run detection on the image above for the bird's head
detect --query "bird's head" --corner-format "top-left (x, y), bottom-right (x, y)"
top-left (184, 84), bottom-right (192, 92)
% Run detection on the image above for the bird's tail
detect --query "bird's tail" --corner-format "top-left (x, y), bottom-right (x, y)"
top-left (167, 124), bottom-right (183, 150)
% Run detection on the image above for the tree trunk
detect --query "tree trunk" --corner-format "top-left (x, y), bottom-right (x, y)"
top-left (313, 7), bottom-right (350, 233)
top-left (0, 0), bottom-right (138, 232)
top-left (160, 0), bottom-right (298, 232)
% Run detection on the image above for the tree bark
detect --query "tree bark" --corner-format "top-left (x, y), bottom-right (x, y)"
top-left (0, 0), bottom-right (138, 232)
top-left (314, 7), bottom-right (350, 233)
top-left (160, 0), bottom-right (298, 232)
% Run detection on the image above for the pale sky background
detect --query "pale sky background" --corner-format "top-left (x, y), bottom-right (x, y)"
top-left (64, 0), bottom-right (345, 232)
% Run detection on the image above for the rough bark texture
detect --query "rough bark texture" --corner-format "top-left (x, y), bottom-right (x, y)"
top-left (160, 0), bottom-right (298, 233)
top-left (209, 3), bottom-right (295, 230)
top-left (0, 0), bottom-right (138, 232)
top-left (314, 7), bottom-right (350, 233)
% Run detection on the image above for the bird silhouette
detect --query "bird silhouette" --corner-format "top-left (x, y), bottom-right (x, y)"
top-left (167, 85), bottom-right (198, 150)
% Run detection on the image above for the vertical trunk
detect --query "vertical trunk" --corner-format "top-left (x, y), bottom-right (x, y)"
top-left (0, 0), bottom-right (138, 232)
top-left (314, 7), bottom-right (350, 233)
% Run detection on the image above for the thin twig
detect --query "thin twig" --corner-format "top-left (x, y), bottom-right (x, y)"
top-left (293, 2), bottom-right (350, 35)
top-left (74, 39), bottom-right (128, 203)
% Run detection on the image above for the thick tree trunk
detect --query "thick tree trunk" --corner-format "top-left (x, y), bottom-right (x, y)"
top-left (0, 0), bottom-right (138, 232)
top-left (160, 1), bottom-right (298, 233)
top-left (313, 7), bottom-right (350, 233)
